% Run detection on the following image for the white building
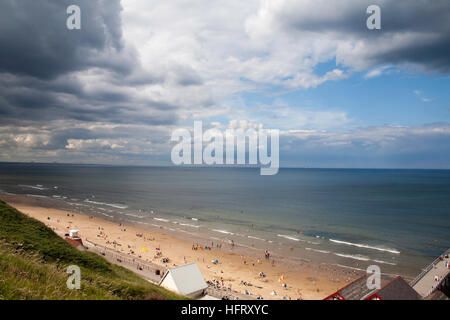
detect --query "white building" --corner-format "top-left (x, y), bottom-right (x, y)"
top-left (159, 263), bottom-right (208, 297)
top-left (69, 229), bottom-right (80, 239)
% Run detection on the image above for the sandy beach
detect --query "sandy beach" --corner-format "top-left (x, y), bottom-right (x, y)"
top-left (1, 194), bottom-right (359, 300)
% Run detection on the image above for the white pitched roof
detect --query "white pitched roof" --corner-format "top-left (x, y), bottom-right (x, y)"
top-left (160, 263), bottom-right (207, 295)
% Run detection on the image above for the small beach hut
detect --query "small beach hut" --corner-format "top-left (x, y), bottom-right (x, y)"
top-left (65, 237), bottom-right (87, 251)
top-left (65, 229), bottom-right (86, 251)
top-left (159, 263), bottom-right (208, 297)
top-left (69, 229), bottom-right (80, 239)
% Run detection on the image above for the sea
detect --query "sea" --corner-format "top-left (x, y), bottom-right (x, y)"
top-left (1, 163), bottom-right (449, 278)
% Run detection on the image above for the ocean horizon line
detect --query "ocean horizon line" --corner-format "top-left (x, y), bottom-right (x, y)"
top-left (0, 161), bottom-right (449, 171)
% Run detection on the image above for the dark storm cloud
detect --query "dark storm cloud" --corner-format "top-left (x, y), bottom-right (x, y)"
top-left (276, 0), bottom-right (450, 72)
top-left (0, 0), bottom-right (184, 128)
top-left (38, 128), bottom-right (96, 150)
top-left (0, 72), bottom-right (180, 126)
top-left (0, 80), bottom-right (180, 125)
top-left (0, 0), bottom-right (130, 79)
top-left (40, 125), bottom-right (170, 151)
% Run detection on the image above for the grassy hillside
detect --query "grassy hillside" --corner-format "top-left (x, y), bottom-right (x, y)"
top-left (0, 199), bottom-right (185, 300)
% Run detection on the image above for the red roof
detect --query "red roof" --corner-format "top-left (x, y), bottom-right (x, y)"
top-left (364, 276), bottom-right (421, 300)
top-left (65, 237), bottom-right (84, 248)
top-left (324, 275), bottom-right (373, 300)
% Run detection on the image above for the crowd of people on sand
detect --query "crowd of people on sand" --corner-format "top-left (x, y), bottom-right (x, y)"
top-left (192, 243), bottom-right (219, 251)
top-left (91, 222), bottom-right (178, 270)
top-left (201, 247), bottom-right (295, 300)
top-left (240, 280), bottom-right (253, 287)
top-left (207, 274), bottom-right (269, 300)
top-left (46, 211), bottom-right (311, 301)
top-left (207, 278), bottom-right (243, 299)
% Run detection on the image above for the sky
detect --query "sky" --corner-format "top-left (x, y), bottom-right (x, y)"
top-left (0, 0), bottom-right (449, 168)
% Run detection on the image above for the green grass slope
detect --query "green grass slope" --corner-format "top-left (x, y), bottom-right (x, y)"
top-left (0, 199), bottom-right (185, 300)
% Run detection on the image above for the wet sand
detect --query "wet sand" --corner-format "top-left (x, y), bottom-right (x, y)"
top-left (1, 194), bottom-right (360, 300)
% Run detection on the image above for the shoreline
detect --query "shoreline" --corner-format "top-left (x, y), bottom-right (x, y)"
top-left (0, 193), bottom-right (361, 300)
